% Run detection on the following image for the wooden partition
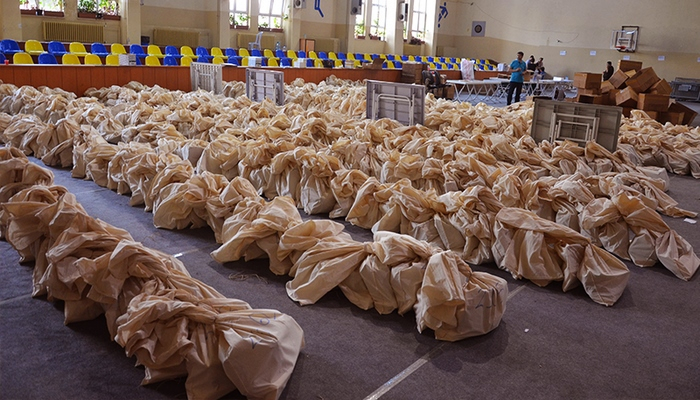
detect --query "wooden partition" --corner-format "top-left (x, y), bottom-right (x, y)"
top-left (0, 65), bottom-right (459, 96)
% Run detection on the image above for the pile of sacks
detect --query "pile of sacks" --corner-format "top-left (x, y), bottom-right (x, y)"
top-left (1, 78), bottom-right (699, 310)
top-left (0, 147), bottom-right (305, 400)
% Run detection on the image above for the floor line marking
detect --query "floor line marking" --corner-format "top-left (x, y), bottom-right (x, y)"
top-left (364, 343), bottom-right (447, 400)
top-left (508, 284), bottom-right (527, 300)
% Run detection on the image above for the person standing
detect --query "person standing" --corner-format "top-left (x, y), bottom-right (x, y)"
top-left (506, 51), bottom-right (527, 105)
top-left (603, 61), bottom-right (614, 81)
top-left (526, 55), bottom-right (537, 71)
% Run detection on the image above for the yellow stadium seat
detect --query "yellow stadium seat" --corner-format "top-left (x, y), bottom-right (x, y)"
top-left (180, 56), bottom-right (193, 66)
top-left (13, 52), bottom-right (34, 65)
top-left (309, 51), bottom-right (318, 59)
top-left (62, 54), bottom-right (81, 64)
top-left (25, 40), bottom-right (44, 56)
top-left (386, 61), bottom-right (395, 69)
top-left (334, 59), bottom-right (343, 67)
top-left (238, 48), bottom-right (250, 57)
top-left (263, 49), bottom-right (274, 58)
top-left (211, 47), bottom-right (224, 58)
top-left (353, 60), bottom-right (361, 68)
top-left (110, 43), bottom-right (126, 55)
top-left (347, 53), bottom-right (356, 60)
top-left (147, 45), bottom-right (165, 58)
top-left (212, 56), bottom-right (225, 64)
top-left (314, 58), bottom-right (323, 67)
top-left (84, 54), bottom-right (102, 65)
top-left (328, 52), bottom-right (338, 60)
top-left (363, 53), bottom-right (372, 61)
top-left (145, 55), bottom-right (160, 66)
top-left (180, 46), bottom-right (196, 58)
top-left (286, 49), bottom-right (296, 59)
top-left (268, 57), bottom-right (279, 67)
top-left (69, 42), bottom-right (89, 56)
top-left (105, 54), bottom-right (120, 65)
top-left (241, 57), bottom-right (249, 66)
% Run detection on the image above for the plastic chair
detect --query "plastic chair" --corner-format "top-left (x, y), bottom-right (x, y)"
top-left (48, 41), bottom-right (68, 56)
top-left (62, 54), bottom-right (81, 64)
top-left (225, 48), bottom-right (237, 58)
top-left (180, 46), bottom-right (196, 59)
top-left (196, 56), bottom-right (210, 63)
top-left (110, 43), bottom-right (127, 55)
top-left (275, 49), bottom-right (285, 58)
top-left (297, 50), bottom-right (306, 58)
top-left (0, 53), bottom-right (5, 64)
top-left (307, 58), bottom-right (315, 67)
top-left (163, 55), bottom-right (178, 66)
top-left (238, 48), bottom-right (250, 57)
top-left (337, 52), bottom-right (347, 60)
top-left (286, 50), bottom-right (296, 59)
top-left (1, 39), bottom-right (22, 56)
top-left (263, 49), bottom-right (274, 58)
top-left (328, 52), bottom-right (337, 60)
top-left (212, 56), bottom-right (225, 64)
top-left (334, 59), bottom-right (343, 68)
top-left (13, 52), bottom-right (34, 65)
top-left (69, 42), bottom-right (89, 56)
top-left (250, 48), bottom-right (262, 57)
top-left (308, 51), bottom-right (318, 59)
top-left (318, 51), bottom-right (328, 59)
top-left (211, 47), bottom-right (224, 58)
top-left (25, 40), bottom-right (45, 56)
top-left (129, 44), bottom-right (147, 60)
top-left (267, 57), bottom-right (279, 67)
top-left (394, 61), bottom-right (402, 69)
top-left (145, 55), bottom-right (160, 66)
top-left (84, 54), bottom-right (102, 65)
top-left (240, 57), bottom-right (249, 66)
top-left (385, 54), bottom-right (395, 61)
top-left (165, 45), bottom-right (182, 59)
top-left (147, 45), bottom-right (165, 58)
top-left (313, 59), bottom-right (323, 67)
top-left (248, 31), bottom-right (263, 50)
top-left (90, 43), bottom-right (109, 57)
top-left (226, 56), bottom-right (240, 66)
top-left (280, 57), bottom-right (292, 67)
top-left (195, 46), bottom-right (213, 61)
top-left (180, 56), bottom-right (193, 66)
top-left (105, 54), bottom-right (120, 65)
top-left (38, 52), bottom-right (58, 64)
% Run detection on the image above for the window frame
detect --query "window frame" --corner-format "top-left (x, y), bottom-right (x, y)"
top-left (229, 0), bottom-right (250, 29)
top-left (257, 0), bottom-right (285, 32)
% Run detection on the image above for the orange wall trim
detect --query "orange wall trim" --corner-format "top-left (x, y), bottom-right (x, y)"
top-left (0, 65), bottom-right (457, 96)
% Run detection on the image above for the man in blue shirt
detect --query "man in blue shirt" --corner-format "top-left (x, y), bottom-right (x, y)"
top-left (506, 51), bottom-right (526, 105)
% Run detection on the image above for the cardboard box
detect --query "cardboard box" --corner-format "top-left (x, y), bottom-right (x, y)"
top-left (608, 89), bottom-right (620, 104)
top-left (577, 94), bottom-right (606, 104)
top-left (638, 93), bottom-right (670, 112)
top-left (642, 111), bottom-right (658, 120)
top-left (616, 87), bottom-right (639, 107)
top-left (626, 67), bottom-right (660, 93)
top-left (600, 80), bottom-right (614, 94)
top-left (401, 62), bottom-right (427, 84)
top-left (609, 70), bottom-right (629, 89)
top-left (617, 59), bottom-right (643, 73)
top-left (668, 101), bottom-right (698, 125)
top-left (649, 79), bottom-right (672, 95)
top-left (621, 107), bottom-right (634, 117)
top-left (573, 72), bottom-right (603, 89)
top-left (656, 112), bottom-right (685, 125)
top-left (579, 88), bottom-right (602, 95)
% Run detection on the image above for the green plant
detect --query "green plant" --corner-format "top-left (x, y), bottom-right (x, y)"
top-left (354, 22), bottom-right (365, 37)
top-left (78, 0), bottom-right (96, 13)
top-left (231, 13), bottom-right (249, 26)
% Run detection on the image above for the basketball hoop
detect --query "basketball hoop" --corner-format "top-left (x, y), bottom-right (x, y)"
top-left (615, 45), bottom-right (627, 52)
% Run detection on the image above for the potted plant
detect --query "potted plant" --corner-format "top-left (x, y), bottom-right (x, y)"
top-left (354, 22), bottom-right (365, 39)
top-left (77, 0), bottom-right (97, 18)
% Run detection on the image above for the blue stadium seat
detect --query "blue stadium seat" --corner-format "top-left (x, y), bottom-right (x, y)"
top-left (129, 44), bottom-right (147, 60)
top-left (90, 42), bottom-right (109, 57)
top-left (275, 49), bottom-right (285, 58)
top-left (225, 47), bottom-right (237, 58)
top-left (280, 57), bottom-right (292, 67)
top-left (227, 56), bottom-right (240, 66)
top-left (163, 55), bottom-right (178, 66)
top-left (337, 52), bottom-right (347, 60)
top-left (196, 46), bottom-right (214, 61)
top-left (38, 52), bottom-right (58, 64)
top-left (165, 45), bottom-right (182, 59)
top-left (0, 39), bottom-right (21, 56)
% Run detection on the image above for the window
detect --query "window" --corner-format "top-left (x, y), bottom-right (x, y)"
top-left (369, 0), bottom-right (386, 40)
top-left (258, 0), bottom-right (285, 31)
top-left (20, 0), bottom-right (64, 12)
top-left (229, 0), bottom-right (249, 28)
top-left (77, 0), bottom-right (119, 16)
top-left (409, 0), bottom-right (427, 42)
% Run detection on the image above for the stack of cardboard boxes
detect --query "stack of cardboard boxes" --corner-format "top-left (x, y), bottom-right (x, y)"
top-left (570, 60), bottom-right (697, 125)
